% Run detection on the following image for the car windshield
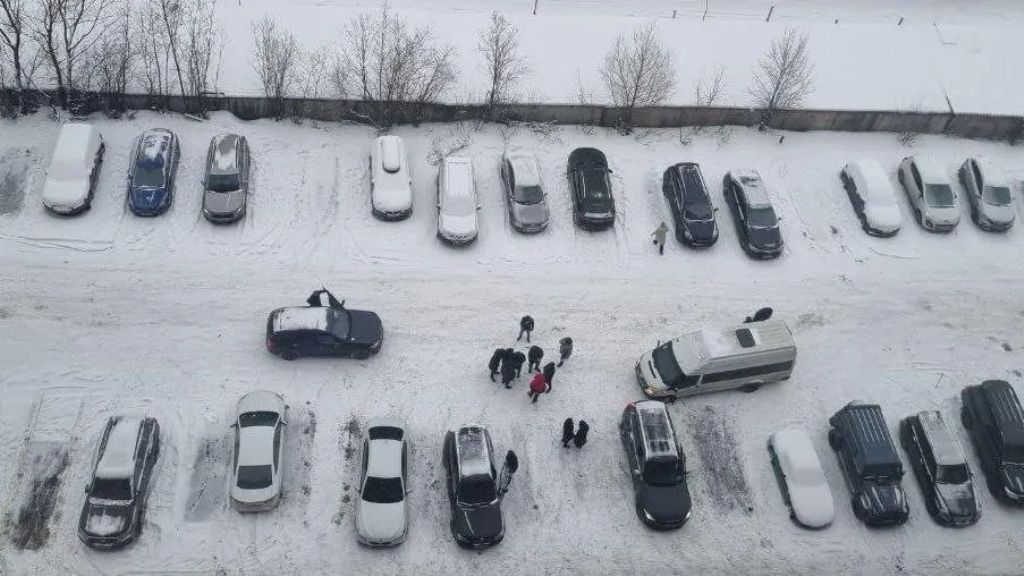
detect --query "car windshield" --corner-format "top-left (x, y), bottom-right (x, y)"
top-left (457, 477), bottom-right (496, 506)
top-left (936, 463), bottom-right (969, 484)
top-left (583, 170), bottom-right (608, 199)
top-left (514, 185), bottom-right (544, 205)
top-left (91, 477), bottom-right (132, 501)
top-left (747, 206), bottom-right (778, 228)
top-left (645, 459), bottom-right (684, 486)
top-left (327, 309), bottom-right (351, 339)
top-left (1002, 442), bottom-right (1024, 464)
top-left (651, 342), bottom-right (683, 387)
top-left (207, 173), bottom-right (240, 192)
top-left (983, 185), bottom-right (1012, 206)
top-left (239, 411), bottom-right (278, 427)
top-left (683, 201), bottom-right (713, 220)
top-left (362, 476), bottom-right (404, 504)
top-left (132, 161), bottom-right (165, 188)
top-left (236, 464), bottom-right (273, 489)
top-left (924, 184), bottom-right (955, 207)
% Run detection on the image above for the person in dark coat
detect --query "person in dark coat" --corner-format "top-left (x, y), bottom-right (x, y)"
top-left (517, 315), bottom-right (535, 342)
top-left (561, 418), bottom-right (575, 447)
top-left (557, 337), bottom-right (573, 367)
top-left (500, 351), bottom-right (518, 389)
top-left (542, 362), bottom-right (556, 388)
top-left (488, 348), bottom-right (505, 382)
top-left (504, 450), bottom-right (519, 476)
top-left (574, 420), bottom-right (589, 448)
top-left (510, 350), bottom-right (526, 378)
top-left (527, 345), bottom-right (544, 373)
top-left (528, 372), bottom-right (548, 403)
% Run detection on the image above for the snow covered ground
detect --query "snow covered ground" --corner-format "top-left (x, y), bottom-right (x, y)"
top-left (2, 111), bottom-right (1024, 575)
top-left (212, 0), bottom-right (1024, 115)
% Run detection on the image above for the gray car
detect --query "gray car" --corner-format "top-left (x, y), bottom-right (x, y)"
top-left (501, 150), bottom-right (549, 233)
top-left (202, 133), bottom-right (250, 223)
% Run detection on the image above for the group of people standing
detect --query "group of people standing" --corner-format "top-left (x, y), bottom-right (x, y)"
top-left (487, 315), bottom-right (574, 405)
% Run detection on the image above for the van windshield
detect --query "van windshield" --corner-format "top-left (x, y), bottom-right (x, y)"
top-left (651, 342), bottom-right (683, 387)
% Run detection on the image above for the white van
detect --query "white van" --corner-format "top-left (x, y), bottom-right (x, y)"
top-left (437, 156), bottom-right (479, 244)
top-left (635, 319), bottom-right (796, 400)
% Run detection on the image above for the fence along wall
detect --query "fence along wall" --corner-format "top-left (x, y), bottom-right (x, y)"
top-left (10, 90), bottom-right (1024, 142)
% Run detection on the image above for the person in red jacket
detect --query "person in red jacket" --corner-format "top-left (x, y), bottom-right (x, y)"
top-left (528, 372), bottom-right (549, 403)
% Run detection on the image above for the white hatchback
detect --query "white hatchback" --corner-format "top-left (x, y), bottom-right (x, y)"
top-left (230, 391), bottom-right (287, 512)
top-left (437, 156), bottom-right (479, 244)
top-left (898, 155), bottom-right (960, 232)
top-left (768, 428), bottom-right (834, 529)
top-left (840, 160), bottom-right (901, 237)
top-left (370, 136), bottom-right (413, 220)
top-left (355, 416), bottom-right (410, 546)
top-left (42, 123), bottom-right (105, 215)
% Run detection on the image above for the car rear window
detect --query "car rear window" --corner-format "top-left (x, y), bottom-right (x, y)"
top-left (236, 464), bottom-right (273, 489)
top-left (368, 426), bottom-right (403, 441)
top-left (92, 477), bottom-right (132, 501)
top-left (457, 476), bottom-right (496, 505)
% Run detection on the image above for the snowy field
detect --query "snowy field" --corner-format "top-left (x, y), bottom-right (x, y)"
top-left (2, 111), bottom-right (1024, 575)
top-left (212, 0), bottom-right (1024, 115)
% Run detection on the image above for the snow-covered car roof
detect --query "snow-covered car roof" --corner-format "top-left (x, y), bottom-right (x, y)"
top-left (238, 426), bottom-right (276, 466)
top-left (505, 149), bottom-right (541, 188)
top-left (916, 411), bottom-right (968, 468)
top-left (972, 157), bottom-right (1009, 188)
top-left (137, 129), bottom-right (173, 165)
top-left (273, 307), bottom-right (330, 332)
top-left (51, 123), bottom-right (101, 175)
top-left (209, 133), bottom-right (242, 176)
top-left (95, 418), bottom-right (141, 480)
top-left (847, 160), bottom-right (898, 205)
top-left (635, 401), bottom-right (679, 459)
top-left (679, 320), bottom-right (794, 371)
top-left (366, 435), bottom-right (403, 478)
top-left (730, 169), bottom-right (771, 207)
top-left (910, 156), bottom-right (949, 184)
top-left (455, 425), bottom-right (492, 478)
top-left (771, 428), bottom-right (834, 528)
top-left (377, 136), bottom-right (404, 173)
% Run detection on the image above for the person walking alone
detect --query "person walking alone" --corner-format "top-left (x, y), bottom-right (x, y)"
top-left (574, 420), bottom-right (589, 449)
top-left (528, 345), bottom-right (544, 373)
top-left (517, 315), bottom-right (535, 342)
top-left (528, 371), bottom-right (549, 403)
top-left (557, 337), bottom-right (573, 367)
top-left (652, 221), bottom-right (669, 255)
top-left (488, 348), bottom-right (505, 382)
top-left (561, 418), bottom-right (575, 447)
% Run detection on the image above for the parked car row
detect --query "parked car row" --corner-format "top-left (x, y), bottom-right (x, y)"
top-left (79, 396), bottom-right (516, 551)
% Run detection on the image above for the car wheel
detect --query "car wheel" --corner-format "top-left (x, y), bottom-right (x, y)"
top-left (851, 497), bottom-right (863, 521)
top-left (352, 350), bottom-right (370, 360)
top-left (281, 348), bottom-right (298, 361)
top-left (987, 475), bottom-right (1003, 501)
top-left (961, 407), bottom-right (973, 430)
top-left (740, 383), bottom-right (761, 393)
top-left (897, 169), bottom-right (905, 185)
top-left (914, 209), bottom-right (923, 226)
top-left (788, 507), bottom-right (796, 520)
top-left (828, 429), bottom-right (842, 451)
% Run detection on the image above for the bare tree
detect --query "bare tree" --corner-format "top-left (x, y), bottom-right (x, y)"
top-left (599, 21), bottom-right (675, 133)
top-left (477, 11), bottom-right (529, 118)
top-left (0, 0), bottom-right (30, 111)
top-left (334, 3), bottom-right (457, 129)
top-left (180, 0), bottom-right (222, 113)
top-left (82, 2), bottom-right (132, 114)
top-left (694, 66), bottom-right (725, 107)
top-left (32, 0), bottom-right (115, 108)
top-left (136, 0), bottom-right (174, 105)
top-left (748, 28), bottom-right (813, 128)
top-left (251, 15), bottom-right (299, 118)
top-left (301, 44), bottom-right (330, 99)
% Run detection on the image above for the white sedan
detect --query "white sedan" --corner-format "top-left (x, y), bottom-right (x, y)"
top-left (355, 416), bottom-right (410, 546)
top-left (437, 156), bottom-right (480, 244)
top-left (230, 391), bottom-right (287, 512)
top-left (840, 160), bottom-right (901, 237)
top-left (42, 123), bottom-right (105, 215)
top-left (768, 428), bottom-right (834, 529)
top-left (370, 135), bottom-right (413, 220)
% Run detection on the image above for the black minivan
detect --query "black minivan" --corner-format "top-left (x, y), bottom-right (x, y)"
top-left (828, 401), bottom-right (909, 526)
top-left (619, 401), bottom-right (691, 529)
top-left (899, 410), bottom-right (980, 526)
top-left (266, 289), bottom-right (383, 360)
top-left (961, 380), bottom-right (1024, 503)
top-left (663, 163), bottom-right (718, 247)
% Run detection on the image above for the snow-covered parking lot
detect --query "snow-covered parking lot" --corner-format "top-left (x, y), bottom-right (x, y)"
top-left (2, 112), bottom-right (1024, 575)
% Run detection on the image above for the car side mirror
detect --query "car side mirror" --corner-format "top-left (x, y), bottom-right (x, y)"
top-left (476, 205), bottom-right (483, 211)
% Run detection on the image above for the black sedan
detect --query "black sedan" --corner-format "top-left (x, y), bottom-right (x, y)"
top-left (79, 416), bottom-right (160, 550)
top-left (127, 128), bottom-right (180, 216)
top-left (723, 169), bottom-right (783, 259)
top-left (567, 148), bottom-right (615, 230)
top-left (663, 162), bottom-right (718, 246)
top-left (266, 289), bottom-right (383, 360)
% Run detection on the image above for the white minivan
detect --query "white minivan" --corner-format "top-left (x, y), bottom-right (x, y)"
top-left (635, 319), bottom-right (796, 400)
top-left (437, 156), bottom-right (480, 244)
top-left (42, 123), bottom-right (105, 215)
top-left (370, 135), bottom-right (413, 220)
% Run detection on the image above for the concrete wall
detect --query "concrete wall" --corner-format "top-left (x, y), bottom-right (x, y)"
top-left (5, 90), bottom-right (1021, 143)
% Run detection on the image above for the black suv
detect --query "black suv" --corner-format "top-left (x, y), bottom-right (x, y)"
top-left (663, 163), bottom-right (718, 247)
top-left (899, 410), bottom-right (980, 526)
top-left (828, 402), bottom-right (909, 526)
top-left (443, 425), bottom-right (514, 549)
top-left (961, 380), bottom-right (1024, 503)
top-left (79, 416), bottom-right (160, 549)
top-left (266, 289), bottom-right (383, 360)
top-left (723, 170), bottom-right (783, 259)
top-left (619, 401), bottom-right (691, 529)
top-left (567, 148), bottom-right (615, 230)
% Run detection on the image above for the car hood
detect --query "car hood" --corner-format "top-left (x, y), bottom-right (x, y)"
top-left (453, 503), bottom-right (503, 542)
top-left (980, 203), bottom-right (1015, 225)
top-left (356, 501), bottom-right (407, 542)
top-left (439, 213), bottom-right (478, 238)
top-left (747, 226), bottom-right (782, 250)
top-left (81, 500), bottom-right (132, 537)
top-left (512, 201), bottom-right (549, 226)
top-left (926, 206), bottom-right (960, 225)
top-left (204, 189), bottom-right (246, 215)
top-left (861, 480), bottom-right (906, 515)
top-left (43, 176), bottom-right (90, 205)
top-left (864, 204), bottom-right (902, 232)
top-left (1002, 466), bottom-right (1024, 498)
top-left (348, 310), bottom-right (383, 345)
top-left (935, 482), bottom-right (978, 517)
top-left (129, 186), bottom-right (170, 210)
top-left (638, 483), bottom-right (691, 523)
top-left (789, 482), bottom-right (835, 528)
top-left (373, 182), bottom-right (413, 213)
top-left (683, 218), bottom-right (717, 241)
